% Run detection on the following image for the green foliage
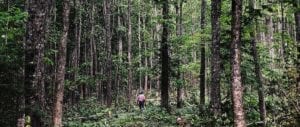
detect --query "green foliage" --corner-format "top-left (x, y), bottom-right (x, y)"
top-left (64, 98), bottom-right (231, 126)
top-left (0, 6), bottom-right (27, 127)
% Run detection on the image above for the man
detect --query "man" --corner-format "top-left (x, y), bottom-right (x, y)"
top-left (137, 91), bottom-right (146, 111)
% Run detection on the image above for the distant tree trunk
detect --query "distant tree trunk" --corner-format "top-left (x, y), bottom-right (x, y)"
top-left (154, 4), bottom-right (161, 93)
top-left (231, 0), bottom-right (246, 126)
top-left (92, 1), bottom-right (98, 98)
top-left (175, 0), bottom-right (183, 108)
top-left (104, 0), bottom-right (112, 106)
top-left (127, 0), bottom-right (133, 105)
top-left (161, 0), bottom-right (170, 111)
top-left (116, 5), bottom-right (123, 105)
top-left (143, 13), bottom-right (149, 93)
top-left (25, 0), bottom-right (49, 126)
top-left (199, 0), bottom-right (206, 109)
top-left (52, 0), bottom-right (70, 126)
top-left (251, 31), bottom-right (266, 127)
top-left (73, 0), bottom-right (82, 103)
top-left (280, 1), bottom-right (287, 63)
top-left (90, 2), bottom-right (96, 77)
top-left (210, 0), bottom-right (221, 117)
top-left (295, 5), bottom-right (300, 93)
top-left (138, 0), bottom-right (142, 90)
top-left (265, 16), bottom-right (275, 67)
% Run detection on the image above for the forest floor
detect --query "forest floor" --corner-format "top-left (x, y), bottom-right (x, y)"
top-left (63, 97), bottom-right (212, 127)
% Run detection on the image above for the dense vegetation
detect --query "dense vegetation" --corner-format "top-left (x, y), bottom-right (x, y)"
top-left (0, 0), bottom-right (299, 126)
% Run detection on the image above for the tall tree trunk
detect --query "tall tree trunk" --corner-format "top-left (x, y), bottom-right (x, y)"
top-left (231, 0), bottom-right (246, 126)
top-left (210, 0), bottom-right (221, 117)
top-left (265, 15), bottom-right (275, 67)
top-left (90, 1), bottom-right (96, 77)
top-left (154, 4), bottom-right (161, 93)
top-left (199, 0), bottom-right (206, 109)
top-left (104, 0), bottom-right (112, 106)
top-left (161, 0), bottom-right (170, 111)
top-left (249, 1), bottom-right (266, 125)
top-left (280, 1), bottom-right (287, 63)
top-left (25, 0), bottom-right (49, 126)
top-left (127, 0), bottom-right (133, 105)
top-left (116, 4), bottom-right (123, 105)
top-left (294, 2), bottom-right (300, 106)
top-left (251, 31), bottom-right (266, 126)
top-left (175, 1), bottom-right (183, 109)
top-left (52, 0), bottom-right (70, 126)
top-left (143, 12), bottom-right (149, 93)
top-left (72, 0), bottom-right (82, 103)
top-left (138, 0), bottom-right (142, 90)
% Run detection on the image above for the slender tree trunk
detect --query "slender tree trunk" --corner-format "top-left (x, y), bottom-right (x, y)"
top-left (249, 1), bottom-right (267, 125)
top-left (210, 0), bottom-right (222, 117)
top-left (116, 5), bottom-right (123, 105)
top-left (138, 0), bottom-right (142, 90)
top-left (175, 1), bottom-right (183, 108)
top-left (231, 0), bottom-right (246, 126)
top-left (52, 0), bottom-right (70, 126)
top-left (25, 0), bottom-right (49, 126)
top-left (127, 0), bottom-right (133, 105)
top-left (71, 0), bottom-right (81, 103)
top-left (294, 2), bottom-right (300, 105)
top-left (251, 31), bottom-right (266, 126)
top-left (154, 4), bottom-right (161, 93)
top-left (92, 1), bottom-right (98, 98)
top-left (90, 2), bottom-right (96, 77)
top-left (143, 12), bottom-right (149, 93)
top-left (200, 0), bottom-right (206, 109)
top-left (265, 15), bottom-right (275, 67)
top-left (280, 1), bottom-right (287, 62)
top-left (104, 0), bottom-right (112, 106)
top-left (161, 0), bottom-right (170, 111)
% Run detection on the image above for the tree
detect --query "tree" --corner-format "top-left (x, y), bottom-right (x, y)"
top-left (294, 1), bottom-right (300, 94)
top-left (210, 0), bottom-right (222, 117)
top-left (25, 0), bottom-right (49, 126)
top-left (160, 0), bottom-right (170, 111)
top-left (52, 0), bottom-right (70, 126)
top-left (175, 0), bottom-right (184, 108)
top-left (231, 0), bottom-right (246, 126)
top-left (250, 31), bottom-right (266, 126)
top-left (199, 0), bottom-right (206, 109)
top-left (249, 1), bottom-right (266, 125)
top-left (127, 0), bottom-right (133, 106)
top-left (104, 0), bottom-right (112, 106)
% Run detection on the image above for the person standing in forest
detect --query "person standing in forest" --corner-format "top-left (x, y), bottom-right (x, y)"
top-left (137, 91), bottom-right (146, 111)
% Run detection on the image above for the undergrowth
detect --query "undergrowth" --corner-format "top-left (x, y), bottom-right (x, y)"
top-left (63, 98), bottom-right (214, 127)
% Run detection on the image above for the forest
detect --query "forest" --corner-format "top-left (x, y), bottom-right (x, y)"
top-left (0, 0), bottom-right (299, 126)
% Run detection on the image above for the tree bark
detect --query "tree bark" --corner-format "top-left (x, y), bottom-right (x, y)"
top-left (295, 4), bottom-right (300, 94)
top-left (265, 15), bottom-right (275, 67)
top-left (200, 0), bottom-right (206, 109)
top-left (127, 0), bottom-right (133, 105)
top-left (210, 0), bottom-right (222, 117)
top-left (116, 4), bottom-right (123, 105)
top-left (175, 0), bottom-right (183, 109)
top-left (251, 31), bottom-right (266, 127)
top-left (161, 0), bottom-right (170, 111)
top-left (143, 12), bottom-right (149, 93)
top-left (138, 0), bottom-right (142, 90)
top-left (25, 0), bottom-right (49, 126)
top-left (249, 1), bottom-right (266, 125)
top-left (104, 0), bottom-right (113, 106)
top-left (231, 0), bottom-right (246, 126)
top-left (280, 1), bottom-right (287, 63)
top-left (52, 0), bottom-right (70, 126)
top-left (72, 0), bottom-right (82, 103)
